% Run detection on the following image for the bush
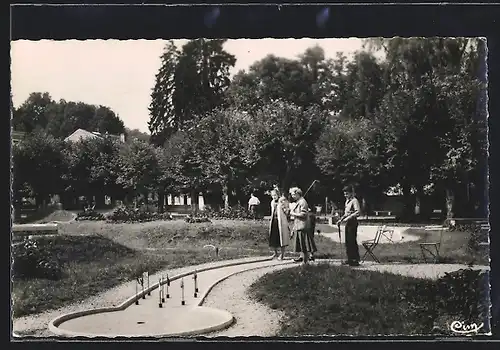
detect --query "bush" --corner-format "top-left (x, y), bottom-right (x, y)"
top-left (12, 238), bottom-right (63, 280)
top-left (107, 206), bottom-right (173, 223)
top-left (402, 268), bottom-right (487, 332)
top-left (185, 214), bottom-right (211, 224)
top-left (205, 204), bottom-right (261, 220)
top-left (76, 209), bottom-right (105, 221)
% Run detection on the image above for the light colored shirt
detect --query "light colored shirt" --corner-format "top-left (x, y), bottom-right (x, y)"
top-left (248, 196), bottom-right (260, 206)
top-left (344, 197), bottom-right (360, 219)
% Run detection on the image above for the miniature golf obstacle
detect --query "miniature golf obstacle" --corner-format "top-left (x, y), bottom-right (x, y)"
top-left (140, 275), bottom-right (146, 299)
top-left (161, 276), bottom-right (165, 303)
top-left (135, 277), bottom-right (139, 305)
top-left (158, 277), bottom-right (163, 308)
top-left (193, 270), bottom-right (198, 298)
top-left (181, 278), bottom-right (185, 306)
top-left (146, 271), bottom-right (150, 296)
top-left (166, 275), bottom-right (170, 299)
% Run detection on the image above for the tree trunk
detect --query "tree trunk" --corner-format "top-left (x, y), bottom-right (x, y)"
top-left (401, 182), bottom-right (414, 220)
top-left (190, 189), bottom-right (198, 214)
top-left (281, 164), bottom-right (293, 194)
top-left (445, 188), bottom-right (455, 219)
top-left (222, 183), bottom-right (230, 210)
top-left (158, 191), bottom-right (165, 213)
top-left (415, 185), bottom-right (425, 217)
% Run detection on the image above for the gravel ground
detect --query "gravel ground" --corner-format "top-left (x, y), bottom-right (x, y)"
top-left (201, 264), bottom-right (296, 338)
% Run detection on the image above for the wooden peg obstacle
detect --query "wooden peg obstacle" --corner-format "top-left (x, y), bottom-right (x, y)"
top-left (135, 277), bottom-right (139, 305)
top-left (161, 276), bottom-right (165, 303)
top-left (181, 278), bottom-right (185, 305)
top-left (146, 271), bottom-right (150, 296)
top-left (158, 277), bottom-right (163, 308)
top-left (140, 275), bottom-right (145, 299)
top-left (193, 270), bottom-right (198, 298)
top-left (166, 275), bottom-right (170, 298)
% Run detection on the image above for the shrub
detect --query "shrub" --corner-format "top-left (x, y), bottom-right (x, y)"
top-left (205, 204), bottom-right (261, 220)
top-left (12, 238), bottom-right (63, 280)
top-left (107, 206), bottom-right (173, 223)
top-left (76, 209), bottom-right (105, 221)
top-left (402, 268), bottom-right (487, 332)
top-left (185, 214), bottom-right (211, 224)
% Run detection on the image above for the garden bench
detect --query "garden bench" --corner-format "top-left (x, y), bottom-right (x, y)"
top-left (419, 225), bottom-right (445, 263)
top-left (12, 223), bottom-right (59, 243)
top-left (374, 210), bottom-right (392, 216)
top-left (361, 225), bottom-right (385, 263)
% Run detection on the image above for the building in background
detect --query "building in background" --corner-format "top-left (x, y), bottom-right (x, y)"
top-left (11, 130), bottom-right (26, 146)
top-left (64, 128), bottom-right (126, 143)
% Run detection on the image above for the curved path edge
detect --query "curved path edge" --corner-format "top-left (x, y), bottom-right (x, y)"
top-left (48, 256), bottom-right (275, 337)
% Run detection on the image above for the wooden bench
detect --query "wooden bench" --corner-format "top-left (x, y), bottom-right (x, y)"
top-left (374, 210), bottom-right (392, 216)
top-left (12, 223), bottom-right (59, 243)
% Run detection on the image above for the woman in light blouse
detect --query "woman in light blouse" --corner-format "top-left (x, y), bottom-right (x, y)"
top-left (289, 187), bottom-right (314, 264)
top-left (268, 188), bottom-right (291, 260)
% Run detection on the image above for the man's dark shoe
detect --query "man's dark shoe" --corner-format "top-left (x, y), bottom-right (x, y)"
top-left (341, 260), bottom-right (350, 265)
top-left (349, 261), bottom-right (360, 267)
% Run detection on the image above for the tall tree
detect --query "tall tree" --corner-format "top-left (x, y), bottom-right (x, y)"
top-left (62, 136), bottom-right (122, 206)
top-left (14, 93), bottom-right (125, 139)
top-left (243, 100), bottom-right (328, 192)
top-left (194, 108), bottom-right (251, 209)
top-left (12, 130), bottom-right (66, 207)
top-left (226, 54), bottom-right (315, 110)
top-left (148, 39), bottom-right (236, 146)
top-left (116, 139), bottom-right (161, 206)
top-left (148, 40), bottom-right (181, 146)
top-left (365, 37), bottom-right (486, 218)
top-left (12, 92), bottom-right (54, 132)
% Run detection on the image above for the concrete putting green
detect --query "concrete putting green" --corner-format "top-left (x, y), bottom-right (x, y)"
top-left (48, 257), bottom-right (294, 337)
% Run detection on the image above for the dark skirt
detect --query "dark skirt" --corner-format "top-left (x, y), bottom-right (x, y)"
top-left (269, 217), bottom-right (281, 248)
top-left (293, 229), bottom-right (316, 253)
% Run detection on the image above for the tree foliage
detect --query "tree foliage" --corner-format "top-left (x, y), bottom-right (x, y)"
top-left (13, 93), bottom-right (125, 139)
top-left (148, 39), bottom-right (236, 146)
top-left (13, 39), bottom-right (487, 218)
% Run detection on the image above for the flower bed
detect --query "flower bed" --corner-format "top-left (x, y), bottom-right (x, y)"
top-left (106, 206), bottom-right (173, 223)
top-left (12, 238), bottom-right (63, 280)
top-left (76, 210), bottom-right (105, 221)
top-left (205, 204), bottom-right (263, 220)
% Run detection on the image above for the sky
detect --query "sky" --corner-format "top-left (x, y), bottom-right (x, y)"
top-left (11, 38), bottom-right (382, 133)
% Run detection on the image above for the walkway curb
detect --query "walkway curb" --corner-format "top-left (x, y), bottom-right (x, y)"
top-left (48, 256), bottom-right (274, 337)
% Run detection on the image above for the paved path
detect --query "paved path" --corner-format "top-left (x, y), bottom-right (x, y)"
top-left (319, 224), bottom-right (419, 244)
top-left (47, 255), bottom-right (489, 338)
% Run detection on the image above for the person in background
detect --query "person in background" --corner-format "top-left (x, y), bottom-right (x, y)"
top-left (289, 187), bottom-right (314, 264)
top-left (306, 208), bottom-right (318, 261)
top-left (268, 188), bottom-right (291, 260)
top-left (248, 191), bottom-right (261, 219)
top-left (336, 185), bottom-right (361, 267)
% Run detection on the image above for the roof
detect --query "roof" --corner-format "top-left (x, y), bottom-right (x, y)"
top-left (64, 129), bottom-right (124, 143)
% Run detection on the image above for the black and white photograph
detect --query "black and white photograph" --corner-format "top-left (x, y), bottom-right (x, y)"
top-left (10, 9), bottom-right (492, 339)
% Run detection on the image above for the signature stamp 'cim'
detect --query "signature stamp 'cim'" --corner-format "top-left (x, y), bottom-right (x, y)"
top-left (449, 320), bottom-right (484, 335)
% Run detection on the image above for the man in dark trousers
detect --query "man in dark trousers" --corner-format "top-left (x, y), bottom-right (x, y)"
top-left (336, 185), bottom-right (361, 266)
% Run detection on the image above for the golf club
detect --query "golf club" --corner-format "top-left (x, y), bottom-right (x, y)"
top-left (304, 180), bottom-right (319, 197)
top-left (337, 222), bottom-right (344, 262)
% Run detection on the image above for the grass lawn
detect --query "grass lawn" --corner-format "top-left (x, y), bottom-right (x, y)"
top-left (248, 263), bottom-right (485, 336)
top-left (315, 223), bottom-right (488, 266)
top-left (11, 218), bottom-right (333, 318)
